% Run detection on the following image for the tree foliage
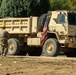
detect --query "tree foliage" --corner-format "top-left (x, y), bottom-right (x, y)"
top-left (0, 0), bottom-right (2, 6)
top-left (0, 0), bottom-right (30, 17)
top-left (0, 0), bottom-right (76, 18)
top-left (49, 0), bottom-right (70, 10)
top-left (68, 0), bottom-right (76, 10)
top-left (29, 0), bottom-right (50, 16)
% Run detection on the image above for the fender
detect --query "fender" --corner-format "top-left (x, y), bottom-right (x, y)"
top-left (47, 31), bottom-right (60, 42)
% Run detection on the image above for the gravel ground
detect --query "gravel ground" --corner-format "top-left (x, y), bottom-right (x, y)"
top-left (0, 56), bottom-right (76, 75)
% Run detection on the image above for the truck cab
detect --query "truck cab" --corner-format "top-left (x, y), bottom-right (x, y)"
top-left (43, 11), bottom-right (76, 57)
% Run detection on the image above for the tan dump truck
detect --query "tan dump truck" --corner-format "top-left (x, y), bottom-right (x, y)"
top-left (0, 10), bottom-right (76, 57)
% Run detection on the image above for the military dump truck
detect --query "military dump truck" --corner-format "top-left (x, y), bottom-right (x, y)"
top-left (0, 10), bottom-right (76, 57)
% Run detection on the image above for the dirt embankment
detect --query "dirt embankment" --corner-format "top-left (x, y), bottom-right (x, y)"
top-left (0, 56), bottom-right (76, 75)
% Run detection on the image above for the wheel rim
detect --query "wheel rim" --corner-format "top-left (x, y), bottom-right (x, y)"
top-left (46, 43), bottom-right (54, 53)
top-left (8, 43), bottom-right (14, 52)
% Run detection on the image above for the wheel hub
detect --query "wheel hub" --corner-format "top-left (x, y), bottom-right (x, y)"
top-left (47, 43), bottom-right (54, 53)
top-left (8, 43), bottom-right (14, 51)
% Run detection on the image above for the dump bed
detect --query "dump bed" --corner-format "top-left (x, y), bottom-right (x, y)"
top-left (0, 17), bottom-right (38, 34)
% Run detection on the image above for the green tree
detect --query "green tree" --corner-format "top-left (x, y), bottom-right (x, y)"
top-left (39, 0), bottom-right (50, 15)
top-left (49, 0), bottom-right (70, 11)
top-left (0, 0), bottom-right (31, 17)
top-left (1, 0), bottom-right (74, 18)
top-left (0, 0), bottom-right (8, 17)
top-left (68, 0), bottom-right (76, 10)
top-left (28, 0), bottom-right (40, 16)
top-left (0, 0), bottom-right (2, 6)
top-left (0, 0), bottom-right (50, 18)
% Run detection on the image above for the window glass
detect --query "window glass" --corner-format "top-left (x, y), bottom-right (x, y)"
top-left (60, 14), bottom-right (65, 23)
top-left (57, 13), bottom-right (65, 23)
top-left (68, 13), bottom-right (76, 25)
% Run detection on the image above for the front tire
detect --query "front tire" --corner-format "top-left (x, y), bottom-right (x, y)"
top-left (43, 38), bottom-right (60, 57)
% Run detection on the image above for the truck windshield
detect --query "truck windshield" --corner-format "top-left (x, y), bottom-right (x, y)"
top-left (68, 13), bottom-right (76, 25)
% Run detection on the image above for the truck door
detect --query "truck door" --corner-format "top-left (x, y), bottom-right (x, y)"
top-left (49, 12), bottom-right (68, 36)
top-left (55, 13), bottom-right (68, 35)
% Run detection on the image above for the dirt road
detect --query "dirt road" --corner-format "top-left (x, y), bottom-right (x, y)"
top-left (0, 56), bottom-right (76, 75)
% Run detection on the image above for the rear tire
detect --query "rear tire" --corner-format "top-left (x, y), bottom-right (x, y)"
top-left (8, 38), bottom-right (20, 55)
top-left (43, 38), bottom-right (60, 57)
